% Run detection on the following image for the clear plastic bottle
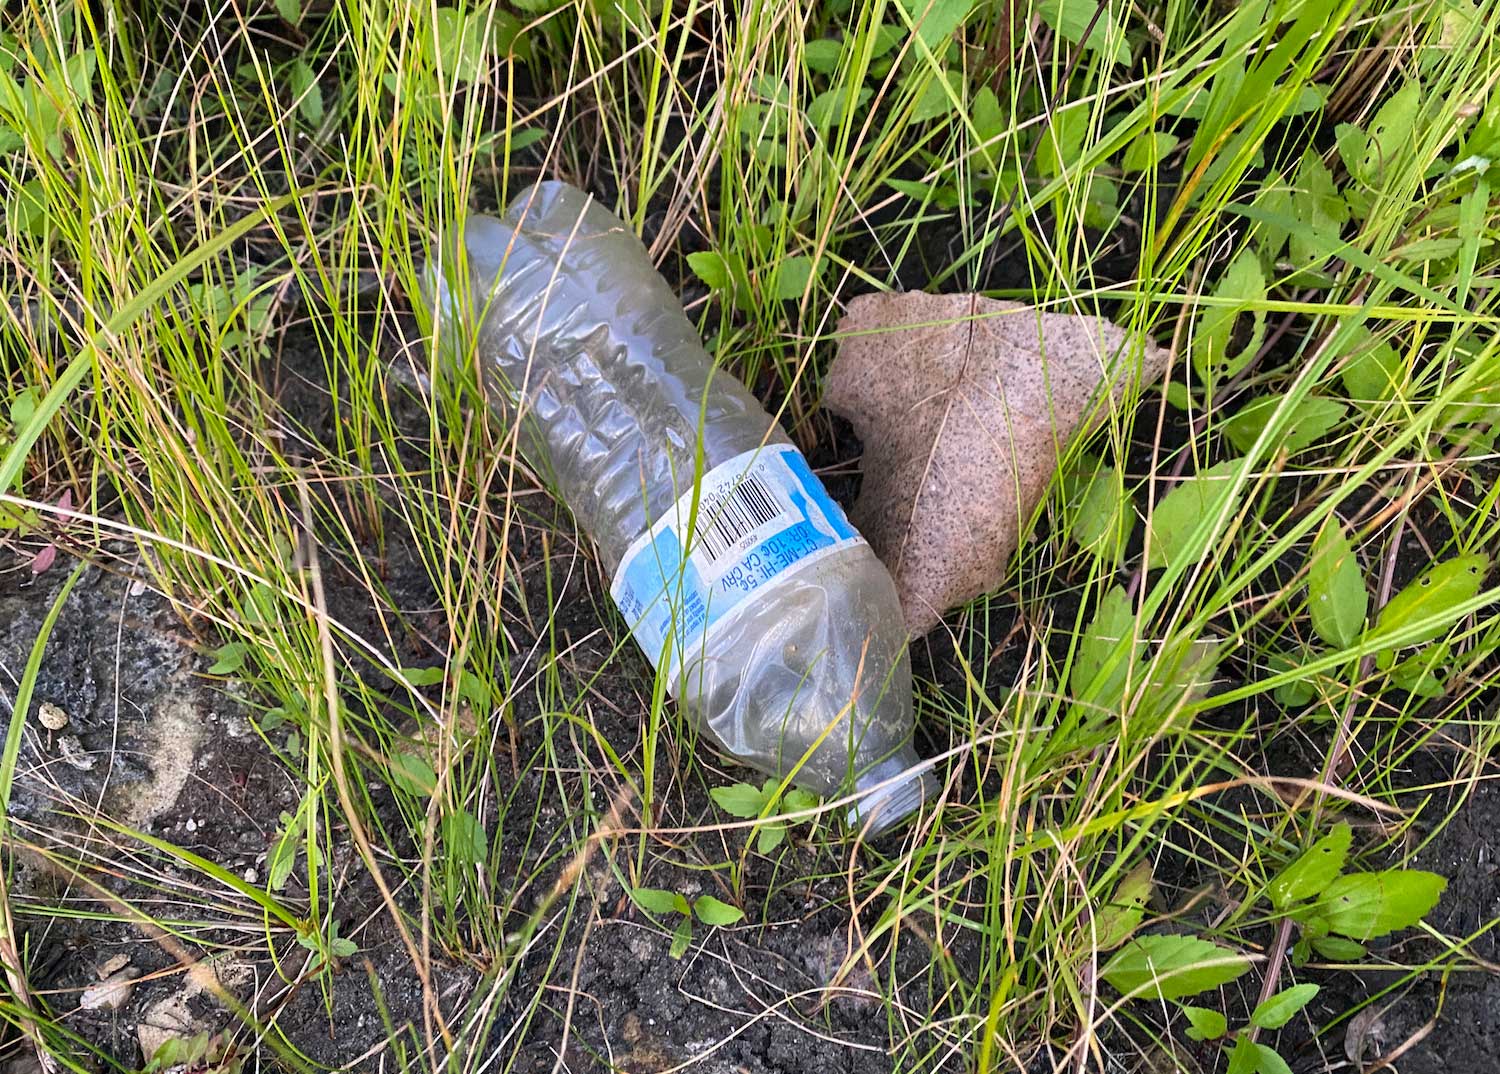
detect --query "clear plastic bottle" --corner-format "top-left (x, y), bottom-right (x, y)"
top-left (425, 181), bottom-right (933, 833)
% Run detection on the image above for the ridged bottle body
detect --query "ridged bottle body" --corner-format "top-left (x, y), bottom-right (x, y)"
top-left (427, 182), bottom-right (931, 830)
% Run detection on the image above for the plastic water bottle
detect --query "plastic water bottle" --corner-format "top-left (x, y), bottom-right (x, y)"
top-left (424, 182), bottom-right (933, 833)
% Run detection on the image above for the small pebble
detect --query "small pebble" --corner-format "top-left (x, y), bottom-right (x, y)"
top-left (80, 968), bottom-right (137, 1011)
top-left (56, 735), bottom-right (95, 771)
top-left (137, 993), bottom-right (196, 1058)
top-left (96, 954), bottom-right (131, 979)
top-left (184, 818), bottom-right (197, 833)
top-left (242, 867), bottom-right (258, 884)
top-left (37, 703), bottom-right (69, 731)
top-left (202, 957), bottom-right (252, 992)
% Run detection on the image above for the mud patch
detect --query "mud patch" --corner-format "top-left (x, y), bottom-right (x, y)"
top-left (0, 557), bottom-right (218, 834)
top-left (0, 553), bottom-right (480, 1067)
top-left (1363, 769), bottom-right (1500, 1072)
top-left (115, 694), bottom-right (204, 830)
top-left (533, 914), bottom-right (907, 1074)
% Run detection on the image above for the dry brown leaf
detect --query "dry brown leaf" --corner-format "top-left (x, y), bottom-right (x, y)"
top-left (824, 292), bottom-right (1170, 636)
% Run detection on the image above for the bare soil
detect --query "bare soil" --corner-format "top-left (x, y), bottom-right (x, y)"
top-left (0, 330), bottom-right (935, 1072)
top-left (2, 206), bottom-right (1495, 1074)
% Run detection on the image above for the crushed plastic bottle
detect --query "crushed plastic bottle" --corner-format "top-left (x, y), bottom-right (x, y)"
top-left (425, 181), bottom-right (934, 833)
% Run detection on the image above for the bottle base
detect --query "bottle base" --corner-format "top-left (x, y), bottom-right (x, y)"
top-left (846, 755), bottom-right (935, 836)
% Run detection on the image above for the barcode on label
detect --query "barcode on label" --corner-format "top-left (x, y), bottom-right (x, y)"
top-left (693, 473), bottom-right (782, 564)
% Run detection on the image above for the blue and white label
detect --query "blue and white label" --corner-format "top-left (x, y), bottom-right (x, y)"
top-left (610, 445), bottom-right (863, 683)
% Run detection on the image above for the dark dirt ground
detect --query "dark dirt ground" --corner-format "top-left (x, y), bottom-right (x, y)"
top-left (0, 322), bottom-right (947, 1073)
top-left (1, 195), bottom-right (1496, 1074)
top-left (1341, 753), bottom-right (1500, 1074)
top-left (0, 552), bottom-right (923, 1073)
top-left (5, 354), bottom-right (1497, 1074)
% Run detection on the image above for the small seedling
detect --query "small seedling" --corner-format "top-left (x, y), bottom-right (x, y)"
top-left (631, 886), bottom-right (746, 959)
top-left (1100, 822), bottom-right (1445, 1072)
top-left (208, 640), bottom-right (250, 675)
top-left (268, 791), bottom-right (323, 893)
top-left (398, 663), bottom-right (492, 711)
top-left (710, 777), bottom-right (820, 853)
top-left (297, 916), bottom-right (358, 973)
top-left (0, 388), bottom-right (42, 533)
top-left (145, 1032), bottom-right (243, 1074)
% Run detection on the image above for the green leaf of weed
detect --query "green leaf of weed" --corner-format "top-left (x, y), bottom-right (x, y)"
top-left (773, 255), bottom-right (815, 302)
top-left (1341, 337), bottom-right (1403, 406)
top-left (1370, 554), bottom-right (1489, 670)
top-left (911, 68), bottom-right (964, 121)
top-left (807, 86), bottom-right (873, 134)
top-left (1388, 646), bottom-right (1449, 697)
top-left (208, 641), bottom-right (248, 675)
top-left (711, 782), bottom-right (769, 819)
top-left (1193, 250), bottom-right (1266, 380)
top-left (387, 753), bottom-right (438, 797)
top-left (1287, 149), bottom-right (1348, 272)
top-left (457, 669), bottom-right (491, 709)
top-left (1141, 633), bottom-right (1220, 717)
top-left (1122, 131), bottom-right (1178, 173)
top-left (1037, 0), bottom-right (1130, 65)
top-left (1267, 651), bottom-right (1317, 708)
top-left (1100, 934), bottom-right (1251, 1001)
top-left (510, 127), bottom-right (546, 150)
top-left (8, 388), bottom-right (37, 430)
top-left (783, 788), bottom-right (818, 814)
top-left (288, 58), bottom-right (323, 126)
top-left (1307, 516), bottom-right (1366, 649)
top-left (1310, 936), bottom-right (1365, 961)
top-left (756, 823), bottom-right (786, 853)
top-left (687, 250), bottom-right (731, 291)
top-left (694, 895), bottom-right (745, 926)
top-left (1290, 937), bottom-right (1312, 967)
top-left (1070, 585), bottom-right (1139, 704)
top-left (1094, 861), bottom-right (1154, 950)
top-left (1162, 383), bottom-right (1192, 411)
top-left (63, 50), bottom-right (97, 102)
top-left (268, 816), bottom-right (301, 892)
top-left (1182, 1005), bottom-right (1227, 1041)
top-left (1223, 395), bottom-right (1347, 456)
top-left (1269, 822), bottom-right (1351, 910)
top-left (669, 916), bottom-right (692, 958)
top-left (1317, 870), bottom-right (1447, 940)
top-left (1034, 106), bottom-right (1086, 179)
top-left (399, 665), bottom-right (447, 687)
top-left (971, 85), bottom-right (1005, 156)
top-left (631, 887), bottom-right (685, 916)
top-left (896, 0), bottom-right (974, 55)
top-left (446, 809), bottom-right (487, 866)
top-left (1253, 1044), bottom-right (1293, 1074)
top-left (1250, 983), bottom-right (1319, 1030)
top-left (1357, 79), bottom-right (1421, 183)
top-left (1227, 1035), bottom-right (1258, 1074)
top-left (1145, 461), bottom-right (1242, 571)
top-left (804, 38), bottom-right (842, 74)
top-left (1067, 463), bottom-right (1135, 566)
